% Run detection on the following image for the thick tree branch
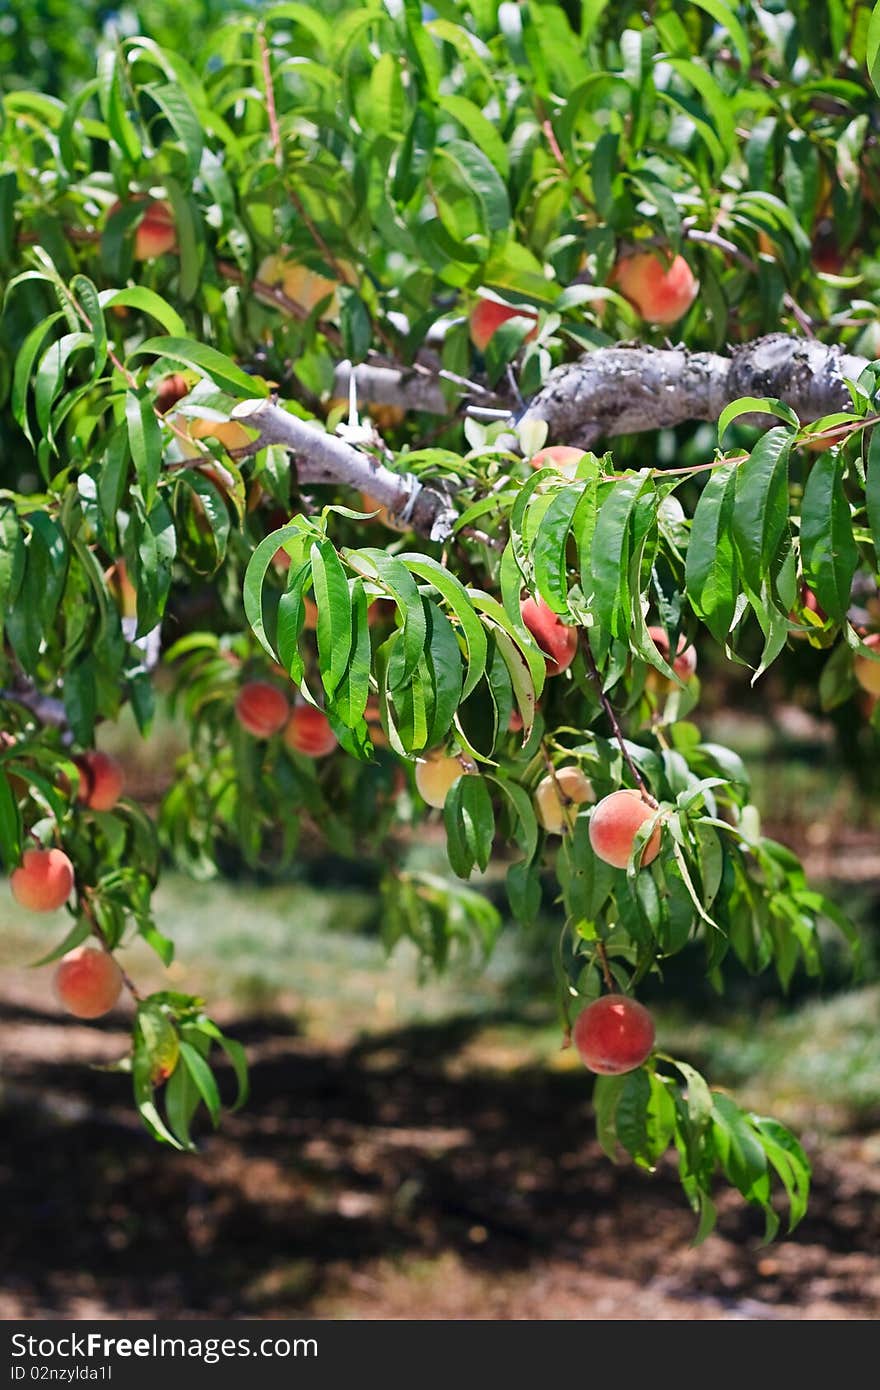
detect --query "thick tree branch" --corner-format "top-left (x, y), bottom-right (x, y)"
top-left (521, 334), bottom-right (869, 448)
top-left (1, 681), bottom-right (70, 733)
top-left (331, 361), bottom-right (452, 415)
top-left (230, 399), bottom-right (457, 541)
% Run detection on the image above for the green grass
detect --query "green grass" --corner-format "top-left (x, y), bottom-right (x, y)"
top-left (3, 869), bottom-right (878, 1135)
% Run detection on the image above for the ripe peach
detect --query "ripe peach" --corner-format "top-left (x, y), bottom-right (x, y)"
top-left (646, 625), bottom-right (697, 684)
top-left (109, 198), bottom-right (177, 260)
top-left (854, 633), bottom-right (880, 697)
top-left (789, 587), bottom-right (828, 636)
top-left (610, 251), bottom-right (698, 326)
top-left (573, 994), bottom-right (655, 1075)
top-left (104, 559), bottom-right (138, 621)
top-left (53, 946), bottom-right (123, 1020)
top-left (365, 698), bottom-right (388, 748)
top-left (469, 299), bottom-right (539, 352)
top-left (415, 749), bottom-right (471, 809)
top-left (76, 751), bottom-right (124, 812)
top-left (154, 373), bottom-right (189, 415)
top-left (257, 254), bottom-right (342, 316)
top-left (184, 416), bottom-right (252, 453)
top-left (360, 492), bottom-right (409, 534)
top-left (812, 223), bottom-right (845, 275)
top-left (530, 446), bottom-right (585, 478)
top-left (802, 424), bottom-right (851, 453)
top-left (589, 789), bottom-right (662, 870)
top-left (283, 706), bottom-right (338, 758)
top-left (534, 765), bottom-right (595, 835)
top-left (11, 847), bottom-right (75, 912)
top-left (234, 682), bottom-right (290, 738)
top-left (519, 596), bottom-right (578, 676)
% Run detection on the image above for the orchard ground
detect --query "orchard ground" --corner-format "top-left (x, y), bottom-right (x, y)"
top-left (0, 703), bottom-right (879, 1320)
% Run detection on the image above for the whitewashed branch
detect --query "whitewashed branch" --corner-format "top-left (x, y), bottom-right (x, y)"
top-left (1, 683), bottom-right (70, 733)
top-left (230, 398), bottom-right (457, 541)
top-left (520, 334), bottom-right (869, 447)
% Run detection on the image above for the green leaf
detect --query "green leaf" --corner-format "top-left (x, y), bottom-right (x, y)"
top-left (800, 454), bottom-right (858, 623)
top-left (99, 287), bottom-right (186, 337)
top-left (243, 521), bottom-right (309, 660)
top-left (63, 656), bottom-right (97, 746)
top-left (867, 1), bottom-right (880, 97)
top-left (593, 1074), bottom-right (625, 1161)
top-left (591, 473), bottom-right (650, 637)
top-left (423, 599), bottom-right (465, 748)
top-left (532, 485), bottom-right (582, 616)
top-left (129, 338), bottom-right (266, 397)
top-left (438, 139), bottom-right (510, 234)
top-left (179, 1039), bottom-right (221, 1127)
top-left (400, 553), bottom-right (488, 700)
top-left (444, 775), bottom-right (495, 877)
top-left (732, 428), bottom-right (792, 593)
top-left (688, 0), bottom-right (750, 70)
top-left (711, 1092), bottom-right (770, 1203)
top-left (125, 391), bottom-right (163, 510)
top-left (686, 462), bottom-right (740, 643)
top-left (334, 578), bottom-right (372, 729)
top-left (311, 539), bottom-right (353, 700)
top-left (30, 915), bottom-right (92, 968)
top-left (0, 768), bottom-right (22, 872)
top-left (616, 1067), bottom-right (652, 1159)
top-left (865, 427), bottom-right (880, 570)
top-left (718, 397), bottom-right (799, 444)
top-left (149, 82), bottom-right (204, 176)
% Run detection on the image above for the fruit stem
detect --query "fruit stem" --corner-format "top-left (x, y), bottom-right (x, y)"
top-left (80, 892), bottom-right (143, 1002)
top-left (581, 634), bottom-right (658, 808)
top-left (595, 941), bottom-right (615, 993)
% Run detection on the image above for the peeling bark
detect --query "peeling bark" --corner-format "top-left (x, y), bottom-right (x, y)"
top-left (326, 335), bottom-right (868, 452)
top-left (231, 398), bottom-right (457, 542)
top-left (520, 334), bottom-right (869, 447)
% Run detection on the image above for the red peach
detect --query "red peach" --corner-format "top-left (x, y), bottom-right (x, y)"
top-left (854, 633), bottom-right (880, 697)
top-left (283, 706), bottom-right (338, 758)
top-left (519, 596), bottom-right (578, 676)
top-left (109, 197), bottom-right (177, 260)
top-left (415, 749), bottom-right (471, 808)
top-left (11, 848), bottom-right (75, 912)
top-left (76, 751), bottom-right (125, 812)
top-left (589, 789), bottom-right (662, 870)
top-left (53, 946), bottom-right (123, 1019)
top-left (534, 765), bottom-right (595, 834)
top-left (611, 252), bottom-right (698, 326)
top-left (573, 994), bottom-right (655, 1074)
top-left (235, 682), bottom-right (290, 738)
top-left (530, 446), bottom-right (585, 478)
top-left (154, 373), bottom-right (189, 415)
top-left (646, 625), bottom-right (697, 683)
top-left (469, 299), bottom-right (539, 352)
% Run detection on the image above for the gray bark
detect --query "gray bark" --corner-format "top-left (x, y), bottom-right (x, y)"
top-left (231, 398), bottom-right (457, 542)
top-left (1, 684), bottom-right (70, 735)
top-left (520, 334), bottom-right (869, 448)
top-left (332, 361), bottom-right (450, 415)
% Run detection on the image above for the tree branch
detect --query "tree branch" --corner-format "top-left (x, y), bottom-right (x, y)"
top-left (521, 334), bottom-right (868, 448)
top-left (230, 398), bottom-right (457, 541)
top-left (1, 681), bottom-right (70, 733)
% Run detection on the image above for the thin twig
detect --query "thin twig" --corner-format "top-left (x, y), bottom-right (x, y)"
top-left (595, 940), bottom-right (615, 992)
top-left (581, 633), bottom-right (657, 807)
top-left (257, 23), bottom-right (284, 171)
top-left (684, 227), bottom-right (816, 338)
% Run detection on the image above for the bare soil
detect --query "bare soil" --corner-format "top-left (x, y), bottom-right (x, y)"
top-left (1, 971), bottom-right (878, 1322)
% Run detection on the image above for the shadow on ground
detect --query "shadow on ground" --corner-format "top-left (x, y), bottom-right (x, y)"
top-left (1, 1000), bottom-right (879, 1320)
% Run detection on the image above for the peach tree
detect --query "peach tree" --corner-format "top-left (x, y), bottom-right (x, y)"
top-left (2, 0), bottom-right (879, 1240)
